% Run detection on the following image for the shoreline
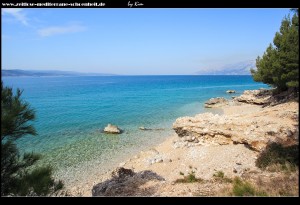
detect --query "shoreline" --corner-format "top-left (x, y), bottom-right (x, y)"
top-left (62, 89), bottom-right (298, 196)
top-left (52, 104), bottom-right (224, 194)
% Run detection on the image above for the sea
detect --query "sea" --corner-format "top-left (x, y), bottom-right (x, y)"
top-left (2, 75), bottom-right (269, 186)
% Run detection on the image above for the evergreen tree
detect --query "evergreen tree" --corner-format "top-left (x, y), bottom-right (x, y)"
top-left (1, 82), bottom-right (63, 196)
top-left (251, 11), bottom-right (299, 93)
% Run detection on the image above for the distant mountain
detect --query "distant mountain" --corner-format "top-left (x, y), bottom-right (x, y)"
top-left (1, 69), bottom-right (117, 77)
top-left (196, 60), bottom-right (256, 75)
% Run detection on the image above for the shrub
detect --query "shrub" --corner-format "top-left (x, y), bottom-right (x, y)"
top-left (213, 171), bottom-right (224, 178)
top-left (232, 177), bottom-right (267, 196)
top-left (213, 171), bottom-right (232, 183)
top-left (256, 142), bottom-right (299, 171)
top-left (175, 171), bottom-right (203, 183)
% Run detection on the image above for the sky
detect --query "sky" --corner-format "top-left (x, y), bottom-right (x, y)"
top-left (1, 8), bottom-right (292, 75)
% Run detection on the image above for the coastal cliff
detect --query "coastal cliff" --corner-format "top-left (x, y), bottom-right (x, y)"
top-left (173, 89), bottom-right (298, 152)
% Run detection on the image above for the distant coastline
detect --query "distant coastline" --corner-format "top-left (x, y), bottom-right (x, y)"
top-left (1, 69), bottom-right (117, 77)
top-left (1, 69), bottom-right (254, 77)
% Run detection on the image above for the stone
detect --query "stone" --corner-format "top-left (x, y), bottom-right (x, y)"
top-left (104, 124), bottom-right (122, 134)
top-left (111, 167), bottom-right (134, 179)
top-left (185, 136), bottom-right (194, 142)
top-left (139, 126), bottom-right (147, 130)
top-left (226, 90), bottom-right (236, 94)
top-left (233, 89), bottom-right (271, 105)
top-left (204, 97), bottom-right (228, 108)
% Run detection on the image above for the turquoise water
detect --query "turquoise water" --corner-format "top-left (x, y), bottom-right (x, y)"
top-left (2, 75), bottom-right (268, 183)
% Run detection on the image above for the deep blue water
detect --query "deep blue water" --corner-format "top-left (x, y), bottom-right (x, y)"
top-left (2, 75), bottom-right (268, 178)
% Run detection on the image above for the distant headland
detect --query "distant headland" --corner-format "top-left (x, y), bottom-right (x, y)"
top-left (1, 69), bottom-right (118, 77)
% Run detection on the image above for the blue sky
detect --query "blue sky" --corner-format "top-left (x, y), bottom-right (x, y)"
top-left (2, 8), bottom-right (292, 75)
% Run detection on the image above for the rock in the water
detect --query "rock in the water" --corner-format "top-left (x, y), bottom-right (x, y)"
top-left (104, 124), bottom-right (122, 134)
top-left (139, 127), bottom-right (164, 131)
top-left (139, 126), bottom-right (147, 130)
top-left (226, 90), bottom-right (236, 94)
top-left (204, 97), bottom-right (228, 108)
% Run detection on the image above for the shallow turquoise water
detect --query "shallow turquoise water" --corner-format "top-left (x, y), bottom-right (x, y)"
top-left (2, 75), bottom-right (269, 179)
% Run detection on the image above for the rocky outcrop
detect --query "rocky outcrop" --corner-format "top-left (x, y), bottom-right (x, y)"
top-left (226, 90), bottom-right (236, 94)
top-left (233, 89), bottom-right (271, 105)
top-left (92, 167), bottom-right (165, 196)
top-left (104, 124), bottom-right (122, 134)
top-left (173, 101), bottom-right (298, 152)
top-left (204, 97), bottom-right (228, 108)
top-left (229, 88), bottom-right (298, 107)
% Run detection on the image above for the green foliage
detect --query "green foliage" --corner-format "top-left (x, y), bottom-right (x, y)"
top-left (175, 170), bottom-right (203, 183)
top-left (186, 171), bottom-right (197, 182)
top-left (13, 166), bottom-right (63, 196)
top-left (251, 12), bottom-right (299, 93)
top-left (213, 171), bottom-right (233, 183)
top-left (1, 82), bottom-right (36, 141)
top-left (1, 141), bottom-right (20, 195)
top-left (255, 142), bottom-right (299, 171)
top-left (232, 177), bottom-right (267, 196)
top-left (1, 82), bottom-right (63, 196)
top-left (213, 171), bottom-right (224, 178)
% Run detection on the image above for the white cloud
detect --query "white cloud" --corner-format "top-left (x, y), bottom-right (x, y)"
top-left (38, 24), bottom-right (86, 37)
top-left (2, 8), bottom-right (28, 25)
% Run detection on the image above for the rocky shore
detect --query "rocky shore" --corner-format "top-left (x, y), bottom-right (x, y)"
top-left (174, 90), bottom-right (298, 152)
top-left (62, 89), bottom-right (299, 196)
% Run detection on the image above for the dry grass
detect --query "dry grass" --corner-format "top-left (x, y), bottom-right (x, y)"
top-left (213, 170), bottom-right (299, 196)
top-left (255, 171), bottom-right (299, 196)
top-left (230, 177), bottom-right (267, 196)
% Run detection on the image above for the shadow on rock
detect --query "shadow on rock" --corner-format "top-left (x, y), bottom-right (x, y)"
top-left (92, 167), bottom-right (165, 196)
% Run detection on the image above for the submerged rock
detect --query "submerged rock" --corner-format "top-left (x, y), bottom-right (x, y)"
top-left (139, 126), bottom-right (148, 130)
top-left (104, 124), bottom-right (122, 134)
top-left (139, 127), bottom-right (164, 131)
top-left (226, 90), bottom-right (236, 94)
